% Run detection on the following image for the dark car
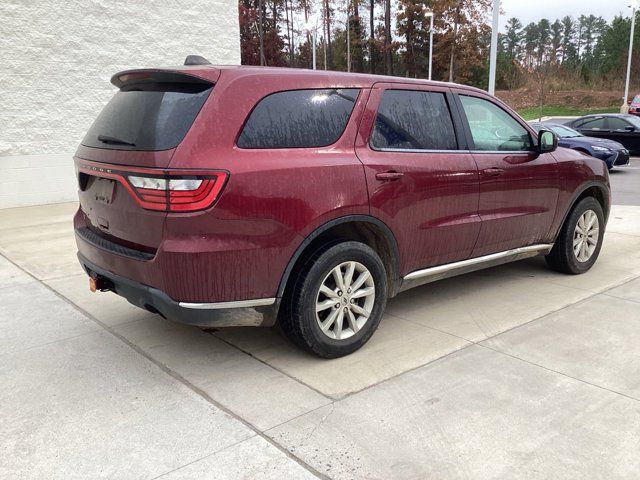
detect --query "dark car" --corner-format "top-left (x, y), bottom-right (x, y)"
top-left (530, 122), bottom-right (629, 170)
top-left (566, 114), bottom-right (640, 155)
top-left (74, 60), bottom-right (610, 358)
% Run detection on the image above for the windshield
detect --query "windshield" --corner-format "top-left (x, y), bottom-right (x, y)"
top-left (82, 83), bottom-right (212, 151)
top-left (548, 125), bottom-right (583, 138)
top-left (632, 95), bottom-right (640, 105)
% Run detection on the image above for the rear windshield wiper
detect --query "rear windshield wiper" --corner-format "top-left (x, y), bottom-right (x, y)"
top-left (98, 134), bottom-right (135, 146)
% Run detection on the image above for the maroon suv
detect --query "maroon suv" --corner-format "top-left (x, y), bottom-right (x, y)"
top-left (74, 60), bottom-right (610, 357)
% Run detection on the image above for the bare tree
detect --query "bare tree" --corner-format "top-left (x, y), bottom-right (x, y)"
top-left (258, 0), bottom-right (266, 65)
top-left (284, 0), bottom-right (293, 64)
top-left (324, 0), bottom-right (333, 68)
top-left (448, 1), bottom-right (461, 83)
top-left (369, 0), bottom-right (375, 73)
top-left (384, 0), bottom-right (392, 75)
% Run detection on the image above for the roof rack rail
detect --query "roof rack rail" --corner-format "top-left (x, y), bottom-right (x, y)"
top-left (184, 55), bottom-right (212, 66)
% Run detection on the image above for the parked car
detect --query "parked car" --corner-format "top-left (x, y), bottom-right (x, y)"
top-left (74, 59), bottom-right (610, 358)
top-left (628, 94), bottom-right (640, 116)
top-left (566, 113), bottom-right (640, 155)
top-left (530, 122), bottom-right (629, 170)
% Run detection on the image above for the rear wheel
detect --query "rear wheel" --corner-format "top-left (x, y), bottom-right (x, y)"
top-left (281, 241), bottom-right (387, 358)
top-left (545, 197), bottom-right (604, 274)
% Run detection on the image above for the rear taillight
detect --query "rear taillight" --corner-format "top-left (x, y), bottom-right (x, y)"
top-left (127, 173), bottom-right (228, 212)
top-left (76, 161), bottom-right (229, 213)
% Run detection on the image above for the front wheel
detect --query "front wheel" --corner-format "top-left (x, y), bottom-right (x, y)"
top-left (281, 241), bottom-right (388, 358)
top-left (545, 197), bottom-right (604, 274)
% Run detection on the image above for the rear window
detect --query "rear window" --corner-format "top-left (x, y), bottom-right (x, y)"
top-left (237, 88), bottom-right (359, 149)
top-left (82, 83), bottom-right (212, 151)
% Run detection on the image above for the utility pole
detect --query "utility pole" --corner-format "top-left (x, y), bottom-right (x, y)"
top-left (624, 2), bottom-right (638, 107)
top-left (424, 9), bottom-right (434, 81)
top-left (488, 0), bottom-right (500, 94)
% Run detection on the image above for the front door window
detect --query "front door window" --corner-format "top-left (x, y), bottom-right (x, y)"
top-left (459, 95), bottom-right (533, 152)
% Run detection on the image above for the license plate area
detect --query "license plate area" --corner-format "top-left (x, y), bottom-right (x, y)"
top-left (94, 178), bottom-right (115, 205)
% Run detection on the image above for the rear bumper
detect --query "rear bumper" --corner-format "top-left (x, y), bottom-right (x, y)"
top-left (78, 254), bottom-right (279, 328)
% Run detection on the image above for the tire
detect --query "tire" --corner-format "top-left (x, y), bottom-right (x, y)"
top-left (545, 197), bottom-right (604, 274)
top-left (280, 241), bottom-right (388, 358)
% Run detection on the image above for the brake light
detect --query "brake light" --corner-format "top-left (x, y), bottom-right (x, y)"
top-left (127, 172), bottom-right (227, 212)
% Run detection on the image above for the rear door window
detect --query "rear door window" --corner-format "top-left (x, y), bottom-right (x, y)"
top-left (82, 83), bottom-right (212, 151)
top-left (459, 95), bottom-right (533, 151)
top-left (237, 89), bottom-right (359, 148)
top-left (371, 90), bottom-right (458, 150)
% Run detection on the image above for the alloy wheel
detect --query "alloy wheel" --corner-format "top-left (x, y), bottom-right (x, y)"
top-left (315, 261), bottom-right (376, 340)
top-left (573, 209), bottom-right (599, 262)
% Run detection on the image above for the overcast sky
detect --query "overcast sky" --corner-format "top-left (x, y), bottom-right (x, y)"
top-left (501, 0), bottom-right (635, 26)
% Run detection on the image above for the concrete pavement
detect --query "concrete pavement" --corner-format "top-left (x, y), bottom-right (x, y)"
top-left (1, 162), bottom-right (640, 479)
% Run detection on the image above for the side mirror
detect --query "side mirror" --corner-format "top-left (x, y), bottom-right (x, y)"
top-left (624, 125), bottom-right (635, 132)
top-left (538, 129), bottom-right (557, 154)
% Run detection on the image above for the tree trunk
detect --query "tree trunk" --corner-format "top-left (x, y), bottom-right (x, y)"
top-left (272, 0), bottom-right (277, 30)
top-left (448, 2), bottom-right (461, 83)
top-left (258, 0), bottom-right (266, 65)
top-left (324, 0), bottom-right (333, 69)
top-left (352, 0), bottom-right (362, 71)
top-left (284, 0), bottom-right (293, 65)
top-left (384, 0), bottom-right (392, 75)
top-left (302, 0), bottom-right (311, 68)
top-left (369, 0), bottom-right (375, 73)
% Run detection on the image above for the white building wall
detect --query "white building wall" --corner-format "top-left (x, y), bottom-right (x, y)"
top-left (0, 0), bottom-right (240, 209)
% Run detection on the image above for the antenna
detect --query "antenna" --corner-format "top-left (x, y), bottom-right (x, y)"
top-left (184, 55), bottom-right (212, 66)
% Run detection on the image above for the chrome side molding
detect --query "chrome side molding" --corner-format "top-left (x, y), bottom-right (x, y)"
top-left (179, 297), bottom-right (276, 310)
top-left (399, 244), bottom-right (554, 293)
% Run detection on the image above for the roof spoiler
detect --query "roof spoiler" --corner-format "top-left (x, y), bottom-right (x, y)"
top-left (111, 69), bottom-right (215, 88)
top-left (184, 55), bottom-right (212, 66)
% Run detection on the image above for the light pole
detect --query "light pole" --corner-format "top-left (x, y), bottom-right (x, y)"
top-left (424, 9), bottom-right (434, 81)
top-left (488, 0), bottom-right (500, 94)
top-left (305, 16), bottom-right (319, 70)
top-left (624, 1), bottom-right (638, 108)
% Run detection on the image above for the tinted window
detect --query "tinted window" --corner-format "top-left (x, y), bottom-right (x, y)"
top-left (607, 117), bottom-right (631, 130)
top-left (237, 89), bottom-right (359, 148)
top-left (460, 95), bottom-right (532, 151)
top-left (371, 90), bottom-right (457, 150)
top-left (82, 83), bottom-right (212, 151)
top-left (578, 117), bottom-right (606, 130)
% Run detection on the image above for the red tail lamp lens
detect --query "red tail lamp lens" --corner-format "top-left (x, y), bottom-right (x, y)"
top-left (127, 172), bottom-right (227, 212)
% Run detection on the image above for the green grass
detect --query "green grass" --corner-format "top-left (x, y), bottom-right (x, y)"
top-left (517, 105), bottom-right (619, 121)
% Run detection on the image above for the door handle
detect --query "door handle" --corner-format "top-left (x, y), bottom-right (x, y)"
top-left (483, 167), bottom-right (505, 176)
top-left (375, 171), bottom-right (404, 181)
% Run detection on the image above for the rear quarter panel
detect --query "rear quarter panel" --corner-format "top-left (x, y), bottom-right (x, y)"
top-left (160, 72), bottom-right (371, 302)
